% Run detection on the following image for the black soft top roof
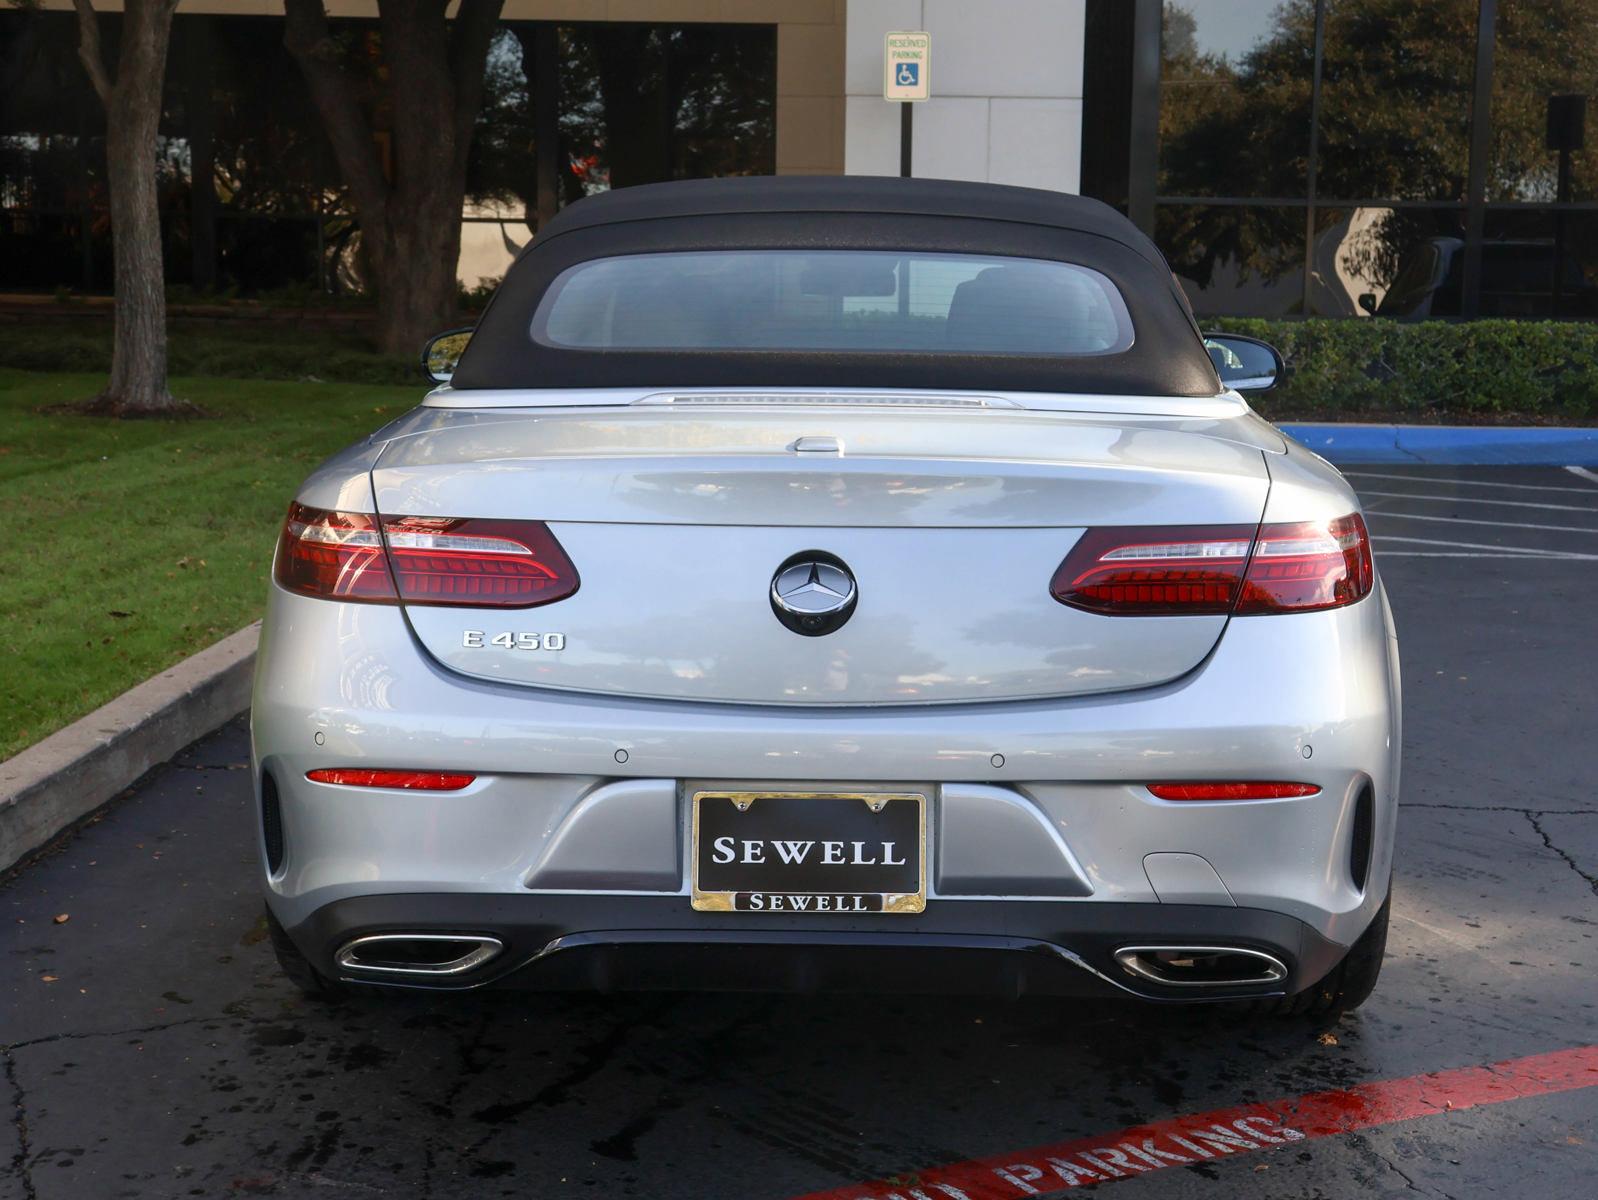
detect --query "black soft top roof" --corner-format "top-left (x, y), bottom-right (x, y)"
top-left (451, 176), bottom-right (1221, 397)
top-left (534, 176), bottom-right (1165, 259)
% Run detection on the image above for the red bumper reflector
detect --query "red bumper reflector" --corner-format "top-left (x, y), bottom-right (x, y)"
top-left (1147, 781), bottom-right (1321, 801)
top-left (306, 769), bottom-right (476, 791)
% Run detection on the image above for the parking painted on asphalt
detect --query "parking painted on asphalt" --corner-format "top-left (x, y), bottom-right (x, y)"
top-left (790, 1045), bottom-right (1598, 1199)
top-left (2, 465), bottom-right (1595, 1200)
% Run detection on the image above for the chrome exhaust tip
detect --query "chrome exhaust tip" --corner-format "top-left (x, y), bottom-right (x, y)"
top-left (335, 933), bottom-right (504, 978)
top-left (1113, 945), bottom-right (1288, 989)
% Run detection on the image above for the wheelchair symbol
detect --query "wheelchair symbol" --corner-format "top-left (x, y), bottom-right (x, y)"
top-left (895, 62), bottom-right (919, 87)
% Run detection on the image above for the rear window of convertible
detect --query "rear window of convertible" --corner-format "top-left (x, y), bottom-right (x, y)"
top-left (530, 250), bottom-right (1134, 357)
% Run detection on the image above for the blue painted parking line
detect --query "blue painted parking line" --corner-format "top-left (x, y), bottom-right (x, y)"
top-left (1277, 423), bottom-right (1598, 466)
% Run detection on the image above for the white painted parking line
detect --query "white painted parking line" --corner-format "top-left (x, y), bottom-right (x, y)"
top-left (1567, 466), bottom-right (1598, 486)
top-left (1364, 510), bottom-right (1598, 535)
top-left (1376, 552), bottom-right (1567, 558)
top-left (1348, 469), bottom-right (1597, 494)
top-left (1358, 489), bottom-right (1598, 514)
top-left (1372, 535), bottom-right (1598, 560)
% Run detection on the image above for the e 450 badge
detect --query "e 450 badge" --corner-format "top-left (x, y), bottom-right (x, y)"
top-left (462, 631), bottom-right (566, 651)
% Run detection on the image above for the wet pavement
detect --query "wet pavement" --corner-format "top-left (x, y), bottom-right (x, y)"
top-left (3, 465), bottom-right (1596, 1199)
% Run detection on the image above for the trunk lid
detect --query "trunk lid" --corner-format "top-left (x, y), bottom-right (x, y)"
top-left (371, 407), bottom-right (1268, 705)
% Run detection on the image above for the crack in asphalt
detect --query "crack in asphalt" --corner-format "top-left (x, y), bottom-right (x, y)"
top-left (3, 1047), bottom-right (36, 1200)
top-left (1355, 1134), bottom-right (1461, 1200)
top-left (1, 1014), bottom-right (226, 1055)
top-left (1, 1012), bottom-right (239, 1194)
top-left (1525, 812), bottom-right (1598, 899)
top-left (1406, 804), bottom-right (1598, 895)
top-left (1404, 803), bottom-right (1597, 815)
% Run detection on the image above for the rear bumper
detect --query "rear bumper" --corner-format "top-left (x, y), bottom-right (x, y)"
top-left (287, 892), bottom-right (1348, 1002)
top-left (252, 578), bottom-right (1401, 977)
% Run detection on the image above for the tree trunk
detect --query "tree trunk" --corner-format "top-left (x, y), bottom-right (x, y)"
top-left (366, 210), bottom-right (466, 357)
top-left (285, 0), bottom-right (503, 359)
top-left (73, 0), bottom-right (190, 417)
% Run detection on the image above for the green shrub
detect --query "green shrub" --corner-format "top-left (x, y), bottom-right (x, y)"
top-left (1208, 318), bottom-right (1598, 421)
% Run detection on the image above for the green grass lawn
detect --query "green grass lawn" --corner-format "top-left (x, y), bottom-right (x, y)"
top-left (0, 369), bottom-right (423, 760)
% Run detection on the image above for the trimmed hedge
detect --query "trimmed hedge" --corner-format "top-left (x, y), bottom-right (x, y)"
top-left (1208, 317), bottom-right (1598, 421)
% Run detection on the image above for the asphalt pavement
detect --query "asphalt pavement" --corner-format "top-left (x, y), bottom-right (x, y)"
top-left (3, 465), bottom-right (1596, 1200)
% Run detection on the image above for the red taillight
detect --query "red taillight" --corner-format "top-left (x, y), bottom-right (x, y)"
top-left (1147, 782), bottom-right (1321, 801)
top-left (381, 515), bottom-right (578, 607)
top-left (306, 769), bottom-right (476, 791)
top-left (1050, 513), bottom-right (1373, 616)
top-left (275, 504), bottom-right (578, 608)
top-left (1049, 524), bottom-right (1255, 615)
top-left (275, 504), bottom-right (396, 601)
top-left (1234, 513), bottom-right (1373, 614)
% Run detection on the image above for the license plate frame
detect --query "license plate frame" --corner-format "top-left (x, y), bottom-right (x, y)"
top-left (690, 790), bottom-right (927, 914)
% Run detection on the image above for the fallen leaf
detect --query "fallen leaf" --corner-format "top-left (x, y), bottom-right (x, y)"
top-left (40, 974), bottom-right (58, 983)
top-left (1317, 1031), bottom-right (1339, 1046)
top-left (53, 913), bottom-right (70, 924)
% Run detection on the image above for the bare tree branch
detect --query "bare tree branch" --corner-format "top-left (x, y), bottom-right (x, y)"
top-left (70, 0), bottom-right (113, 104)
top-left (283, 0), bottom-right (392, 238)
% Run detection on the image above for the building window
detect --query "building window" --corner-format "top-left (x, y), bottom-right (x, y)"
top-left (1137, 0), bottom-right (1598, 319)
top-left (1158, 0), bottom-right (1313, 200)
top-left (0, 11), bottom-right (776, 296)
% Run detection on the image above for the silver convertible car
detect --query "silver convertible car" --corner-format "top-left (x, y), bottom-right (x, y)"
top-left (253, 177), bottom-right (1399, 1015)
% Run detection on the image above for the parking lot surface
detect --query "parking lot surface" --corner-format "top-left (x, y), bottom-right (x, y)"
top-left (4, 466), bottom-right (1596, 1199)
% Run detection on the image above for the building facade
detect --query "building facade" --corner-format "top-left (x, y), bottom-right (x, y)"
top-left (2, 0), bottom-right (1594, 320)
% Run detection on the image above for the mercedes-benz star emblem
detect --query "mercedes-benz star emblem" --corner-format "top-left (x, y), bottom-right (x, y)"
top-left (770, 552), bottom-right (858, 637)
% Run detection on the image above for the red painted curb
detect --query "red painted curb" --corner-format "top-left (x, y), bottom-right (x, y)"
top-left (787, 1044), bottom-right (1598, 1200)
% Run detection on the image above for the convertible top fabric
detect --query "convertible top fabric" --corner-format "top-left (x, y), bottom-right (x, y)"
top-left (450, 176), bottom-right (1222, 397)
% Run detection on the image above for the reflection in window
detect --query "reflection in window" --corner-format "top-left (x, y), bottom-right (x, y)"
top-left (1156, 204), bottom-right (1305, 316)
top-left (1307, 207), bottom-right (1467, 316)
top-left (1491, 0), bottom-right (1598, 202)
top-left (1316, 0), bottom-right (1475, 202)
top-left (1160, 0), bottom-right (1313, 198)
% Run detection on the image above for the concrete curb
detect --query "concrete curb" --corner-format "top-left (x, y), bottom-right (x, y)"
top-left (0, 623), bottom-right (259, 875)
top-left (1277, 423), bottom-right (1598, 465)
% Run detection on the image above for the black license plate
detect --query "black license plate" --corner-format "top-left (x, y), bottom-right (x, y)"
top-left (691, 791), bottom-right (926, 914)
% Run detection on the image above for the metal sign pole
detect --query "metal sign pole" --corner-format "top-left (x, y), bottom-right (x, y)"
top-left (900, 103), bottom-right (913, 177)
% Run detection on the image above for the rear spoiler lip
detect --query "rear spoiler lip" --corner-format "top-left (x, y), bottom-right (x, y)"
top-left (421, 383), bottom-right (1253, 420)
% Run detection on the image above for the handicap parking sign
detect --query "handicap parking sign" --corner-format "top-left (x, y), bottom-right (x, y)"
top-left (884, 31), bottom-right (930, 101)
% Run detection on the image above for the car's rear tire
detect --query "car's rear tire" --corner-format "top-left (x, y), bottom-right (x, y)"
top-left (266, 906), bottom-right (343, 999)
top-left (1253, 893), bottom-right (1390, 1017)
